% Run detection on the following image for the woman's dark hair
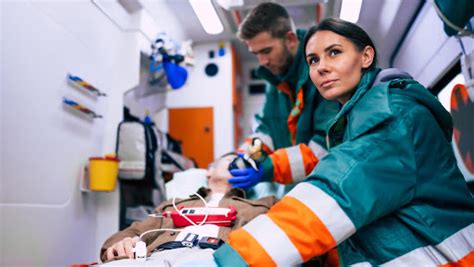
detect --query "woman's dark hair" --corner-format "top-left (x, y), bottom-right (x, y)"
top-left (303, 18), bottom-right (378, 69)
top-left (237, 2), bottom-right (293, 40)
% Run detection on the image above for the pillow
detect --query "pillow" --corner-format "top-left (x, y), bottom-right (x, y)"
top-left (166, 168), bottom-right (208, 199)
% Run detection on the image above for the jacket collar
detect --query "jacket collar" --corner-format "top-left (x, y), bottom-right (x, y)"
top-left (328, 68), bottom-right (395, 145)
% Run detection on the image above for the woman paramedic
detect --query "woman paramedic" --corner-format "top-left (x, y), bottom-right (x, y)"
top-left (213, 18), bottom-right (474, 266)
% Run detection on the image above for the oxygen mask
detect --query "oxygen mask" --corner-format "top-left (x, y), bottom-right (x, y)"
top-left (229, 138), bottom-right (263, 172)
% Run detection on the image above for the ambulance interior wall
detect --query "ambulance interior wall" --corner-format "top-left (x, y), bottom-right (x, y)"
top-left (149, 40), bottom-right (237, 161)
top-left (239, 60), bottom-right (266, 142)
top-left (0, 1), bottom-right (185, 265)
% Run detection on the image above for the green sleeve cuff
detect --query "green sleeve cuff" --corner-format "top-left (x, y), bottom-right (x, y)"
top-left (261, 157), bottom-right (274, 182)
top-left (214, 243), bottom-right (248, 267)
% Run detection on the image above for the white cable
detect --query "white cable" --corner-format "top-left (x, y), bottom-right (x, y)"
top-left (172, 192), bottom-right (210, 226)
top-left (140, 193), bottom-right (210, 241)
top-left (135, 228), bottom-right (183, 262)
top-left (139, 228), bottom-right (182, 240)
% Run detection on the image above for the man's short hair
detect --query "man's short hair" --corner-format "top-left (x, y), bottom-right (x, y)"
top-left (237, 2), bottom-right (294, 40)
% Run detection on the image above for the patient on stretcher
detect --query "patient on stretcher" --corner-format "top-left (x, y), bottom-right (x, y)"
top-left (101, 153), bottom-right (277, 265)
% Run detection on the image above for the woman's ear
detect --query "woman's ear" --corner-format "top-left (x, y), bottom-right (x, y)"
top-left (361, 45), bottom-right (375, 68)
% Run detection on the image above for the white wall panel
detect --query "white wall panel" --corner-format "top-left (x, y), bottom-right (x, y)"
top-left (392, 3), bottom-right (461, 87)
top-left (0, 0), bottom-right (141, 265)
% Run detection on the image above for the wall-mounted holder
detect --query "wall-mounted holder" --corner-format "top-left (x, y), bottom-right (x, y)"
top-left (68, 74), bottom-right (107, 97)
top-left (63, 97), bottom-right (102, 119)
top-left (80, 164), bottom-right (91, 193)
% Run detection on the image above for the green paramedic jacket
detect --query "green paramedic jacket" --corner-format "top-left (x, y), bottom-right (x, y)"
top-left (215, 68), bottom-right (474, 266)
top-left (241, 29), bottom-right (339, 191)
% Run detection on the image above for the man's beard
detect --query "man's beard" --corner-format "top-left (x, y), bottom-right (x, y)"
top-left (272, 46), bottom-right (294, 75)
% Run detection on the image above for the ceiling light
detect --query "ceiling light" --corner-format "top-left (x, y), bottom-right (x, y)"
top-left (340, 0), bottom-right (363, 23)
top-left (216, 0), bottom-right (244, 10)
top-left (189, 0), bottom-right (224, 35)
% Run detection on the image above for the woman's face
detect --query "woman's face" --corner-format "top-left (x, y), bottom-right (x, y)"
top-left (305, 30), bottom-right (374, 104)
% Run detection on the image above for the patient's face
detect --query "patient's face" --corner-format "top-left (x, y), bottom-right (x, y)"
top-left (206, 154), bottom-right (236, 193)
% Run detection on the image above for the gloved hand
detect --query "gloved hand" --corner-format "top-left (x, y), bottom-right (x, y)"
top-left (229, 164), bottom-right (263, 189)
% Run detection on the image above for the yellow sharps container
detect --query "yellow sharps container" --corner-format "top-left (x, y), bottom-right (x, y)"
top-left (89, 156), bottom-right (119, 192)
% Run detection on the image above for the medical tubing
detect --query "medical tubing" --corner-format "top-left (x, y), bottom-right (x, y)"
top-left (172, 192), bottom-right (210, 226)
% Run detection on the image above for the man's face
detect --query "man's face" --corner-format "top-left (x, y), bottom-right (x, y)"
top-left (245, 31), bottom-right (294, 76)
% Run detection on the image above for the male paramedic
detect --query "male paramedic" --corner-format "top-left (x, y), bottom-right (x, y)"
top-left (229, 2), bottom-right (338, 195)
top-left (100, 153), bottom-right (277, 265)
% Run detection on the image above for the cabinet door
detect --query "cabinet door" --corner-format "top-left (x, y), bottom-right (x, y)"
top-left (169, 107), bottom-right (214, 168)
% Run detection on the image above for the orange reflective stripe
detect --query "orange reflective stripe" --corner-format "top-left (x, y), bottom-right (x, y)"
top-left (440, 250), bottom-right (474, 267)
top-left (287, 118), bottom-right (298, 145)
top-left (324, 248), bottom-right (340, 267)
top-left (287, 89), bottom-right (304, 145)
top-left (228, 228), bottom-right (276, 267)
top-left (277, 82), bottom-right (304, 146)
top-left (299, 144), bottom-right (319, 175)
top-left (277, 82), bottom-right (294, 103)
top-left (267, 196), bottom-right (337, 262)
top-left (270, 149), bottom-right (292, 184)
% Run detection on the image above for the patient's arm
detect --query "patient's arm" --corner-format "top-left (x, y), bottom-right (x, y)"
top-left (100, 201), bottom-right (171, 262)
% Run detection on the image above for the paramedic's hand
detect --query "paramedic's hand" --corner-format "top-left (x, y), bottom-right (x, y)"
top-left (106, 236), bottom-right (140, 261)
top-left (229, 165), bottom-right (263, 189)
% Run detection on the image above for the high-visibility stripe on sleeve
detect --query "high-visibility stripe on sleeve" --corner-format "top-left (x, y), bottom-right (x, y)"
top-left (287, 182), bottom-right (356, 243)
top-left (270, 149), bottom-right (292, 184)
top-left (228, 184), bottom-right (355, 265)
top-left (309, 140), bottom-right (328, 159)
top-left (270, 145), bottom-right (318, 184)
top-left (300, 144), bottom-right (319, 175)
top-left (240, 215), bottom-right (303, 266)
top-left (438, 223), bottom-right (474, 265)
top-left (227, 226), bottom-right (276, 267)
top-left (286, 146), bottom-right (305, 183)
top-left (442, 251), bottom-right (474, 267)
top-left (381, 223), bottom-right (474, 267)
top-left (267, 196), bottom-right (337, 262)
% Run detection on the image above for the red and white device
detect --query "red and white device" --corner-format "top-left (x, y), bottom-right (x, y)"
top-left (160, 206), bottom-right (237, 228)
